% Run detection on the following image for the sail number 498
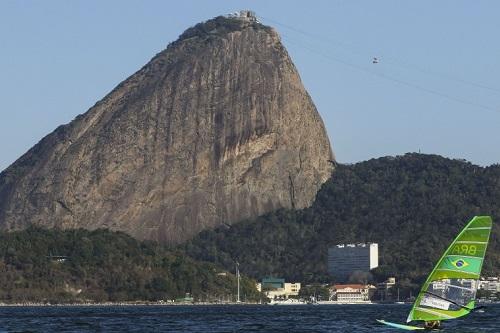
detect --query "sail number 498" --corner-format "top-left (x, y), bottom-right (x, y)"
top-left (451, 244), bottom-right (477, 255)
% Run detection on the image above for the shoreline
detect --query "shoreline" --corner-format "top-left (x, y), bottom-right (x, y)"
top-left (0, 301), bottom-right (410, 307)
top-left (0, 301), bottom-right (265, 307)
top-left (3, 301), bottom-right (497, 307)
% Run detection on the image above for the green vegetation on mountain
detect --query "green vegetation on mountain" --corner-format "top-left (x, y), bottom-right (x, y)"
top-left (183, 154), bottom-right (500, 296)
top-left (0, 228), bottom-right (260, 303)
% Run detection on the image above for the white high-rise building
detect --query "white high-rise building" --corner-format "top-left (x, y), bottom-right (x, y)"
top-left (328, 243), bottom-right (379, 282)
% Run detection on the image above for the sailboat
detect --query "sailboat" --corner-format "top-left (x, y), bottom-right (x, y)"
top-left (377, 216), bottom-right (492, 330)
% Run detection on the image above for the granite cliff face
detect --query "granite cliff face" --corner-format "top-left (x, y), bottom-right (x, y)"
top-left (0, 15), bottom-right (334, 244)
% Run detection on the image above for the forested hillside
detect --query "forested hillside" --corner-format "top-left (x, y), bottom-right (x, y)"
top-left (0, 228), bottom-right (259, 303)
top-left (3, 154), bottom-right (498, 302)
top-left (183, 154), bottom-right (500, 295)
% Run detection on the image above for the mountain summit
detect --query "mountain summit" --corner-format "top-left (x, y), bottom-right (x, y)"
top-left (0, 13), bottom-right (334, 244)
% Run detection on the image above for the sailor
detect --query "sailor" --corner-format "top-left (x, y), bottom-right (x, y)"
top-left (424, 320), bottom-right (441, 330)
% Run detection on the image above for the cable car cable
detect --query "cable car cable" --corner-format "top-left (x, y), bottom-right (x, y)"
top-left (261, 16), bottom-right (500, 95)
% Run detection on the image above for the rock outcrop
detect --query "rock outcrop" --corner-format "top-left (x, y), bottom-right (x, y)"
top-left (0, 15), bottom-right (334, 244)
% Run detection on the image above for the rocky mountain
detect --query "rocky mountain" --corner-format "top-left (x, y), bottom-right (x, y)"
top-left (0, 14), bottom-right (334, 244)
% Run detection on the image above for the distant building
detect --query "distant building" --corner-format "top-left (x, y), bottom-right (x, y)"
top-left (328, 284), bottom-right (375, 302)
top-left (47, 255), bottom-right (68, 263)
top-left (377, 277), bottom-right (396, 291)
top-left (327, 243), bottom-right (378, 282)
top-left (376, 277), bottom-right (396, 300)
top-left (175, 293), bottom-right (194, 303)
top-left (429, 279), bottom-right (448, 292)
top-left (478, 277), bottom-right (500, 292)
top-left (256, 277), bottom-right (301, 299)
top-left (226, 10), bottom-right (259, 23)
top-left (260, 277), bottom-right (285, 290)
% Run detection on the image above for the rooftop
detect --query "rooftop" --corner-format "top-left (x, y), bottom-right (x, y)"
top-left (333, 243), bottom-right (378, 248)
top-left (332, 284), bottom-right (366, 290)
top-left (262, 277), bottom-right (285, 283)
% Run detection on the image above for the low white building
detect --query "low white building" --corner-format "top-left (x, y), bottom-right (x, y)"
top-left (256, 278), bottom-right (301, 299)
top-left (329, 284), bottom-right (375, 302)
top-left (478, 277), bottom-right (500, 292)
top-left (377, 277), bottom-right (396, 291)
top-left (430, 280), bottom-right (449, 291)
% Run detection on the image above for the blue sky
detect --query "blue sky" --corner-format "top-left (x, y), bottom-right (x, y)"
top-left (1, 1), bottom-right (499, 172)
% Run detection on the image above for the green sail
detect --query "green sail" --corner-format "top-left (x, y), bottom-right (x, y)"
top-left (407, 216), bottom-right (492, 322)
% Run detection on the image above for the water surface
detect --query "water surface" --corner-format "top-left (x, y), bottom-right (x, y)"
top-left (0, 304), bottom-right (498, 332)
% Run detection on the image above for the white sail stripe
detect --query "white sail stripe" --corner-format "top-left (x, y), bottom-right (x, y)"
top-left (439, 283), bottom-right (476, 292)
top-left (435, 268), bottom-right (477, 275)
top-left (455, 241), bottom-right (487, 244)
top-left (466, 227), bottom-right (491, 230)
top-left (446, 255), bottom-right (483, 260)
top-left (415, 307), bottom-right (454, 319)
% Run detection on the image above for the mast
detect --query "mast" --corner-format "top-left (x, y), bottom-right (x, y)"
top-left (236, 261), bottom-right (241, 303)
